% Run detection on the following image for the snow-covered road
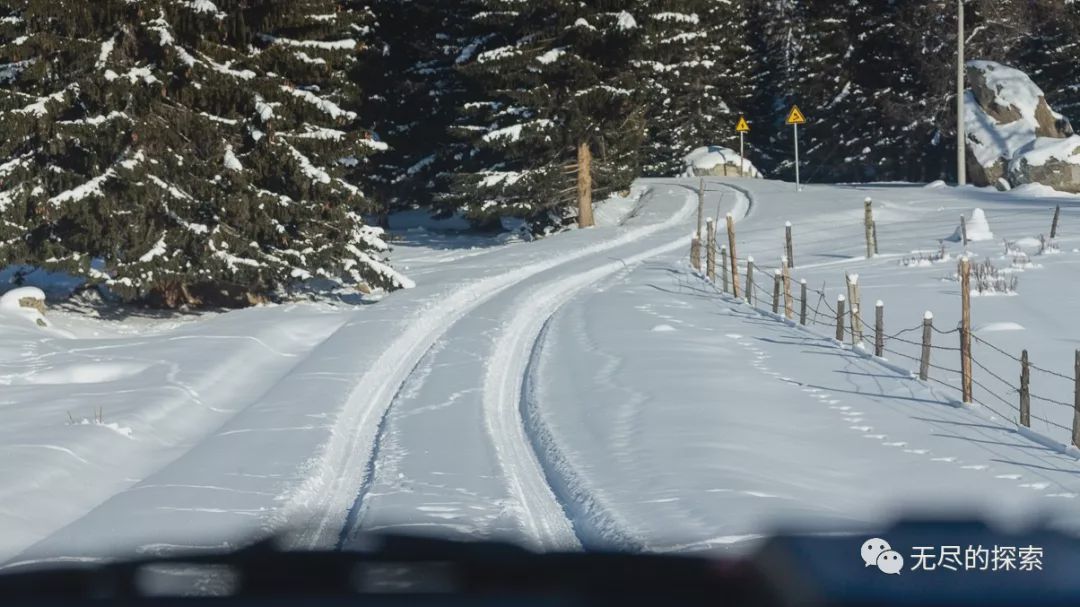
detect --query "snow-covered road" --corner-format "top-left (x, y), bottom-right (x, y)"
top-left (338, 182), bottom-right (733, 551)
top-left (5, 177), bottom-right (1080, 567)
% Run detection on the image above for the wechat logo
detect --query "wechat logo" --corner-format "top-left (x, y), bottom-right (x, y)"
top-left (862, 538), bottom-right (904, 575)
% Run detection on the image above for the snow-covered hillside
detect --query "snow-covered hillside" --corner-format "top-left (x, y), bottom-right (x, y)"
top-left (4, 177), bottom-right (1080, 568)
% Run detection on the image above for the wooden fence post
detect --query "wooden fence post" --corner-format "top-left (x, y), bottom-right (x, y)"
top-left (697, 178), bottom-right (705, 239)
top-left (782, 260), bottom-right (794, 320)
top-left (1073, 350), bottom-right (1080, 448)
top-left (577, 142), bottom-right (594, 228)
top-left (872, 221), bottom-right (879, 255)
top-left (1020, 349), bottom-right (1030, 428)
top-left (846, 273), bottom-right (863, 345)
top-left (690, 232), bottom-right (701, 272)
top-left (874, 300), bottom-right (884, 357)
top-left (799, 279), bottom-right (808, 326)
top-left (745, 256), bottom-right (754, 305)
top-left (846, 274), bottom-right (855, 341)
top-left (721, 246), bottom-right (730, 293)
top-left (835, 295), bottom-right (846, 342)
top-left (864, 198), bottom-right (875, 259)
top-left (919, 311), bottom-right (932, 381)
top-left (960, 257), bottom-right (973, 403)
top-left (960, 215), bottom-right (969, 248)
top-left (727, 213), bottom-right (741, 298)
top-left (772, 270), bottom-right (781, 314)
top-left (706, 218), bottom-right (716, 283)
top-left (1052, 204), bottom-right (1061, 239)
top-left (785, 222), bottom-right (794, 268)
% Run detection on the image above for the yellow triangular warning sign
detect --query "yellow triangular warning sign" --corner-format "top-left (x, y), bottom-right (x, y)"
top-left (735, 116), bottom-right (750, 133)
top-left (785, 105), bottom-right (806, 125)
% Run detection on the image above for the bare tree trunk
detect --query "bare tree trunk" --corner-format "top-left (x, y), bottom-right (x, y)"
top-left (577, 142), bottom-right (594, 228)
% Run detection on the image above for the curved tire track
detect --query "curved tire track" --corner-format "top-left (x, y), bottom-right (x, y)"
top-left (481, 183), bottom-right (748, 550)
top-left (290, 182), bottom-right (703, 550)
top-left (494, 180), bottom-right (747, 548)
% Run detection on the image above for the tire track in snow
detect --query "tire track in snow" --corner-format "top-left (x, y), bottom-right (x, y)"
top-left (482, 184), bottom-right (747, 551)
top-left (286, 182), bottom-right (706, 550)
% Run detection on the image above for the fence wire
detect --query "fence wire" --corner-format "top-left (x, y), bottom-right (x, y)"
top-left (683, 239), bottom-right (1078, 443)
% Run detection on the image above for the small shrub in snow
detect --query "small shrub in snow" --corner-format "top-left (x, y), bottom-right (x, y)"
top-left (902, 241), bottom-right (949, 267)
top-left (1038, 234), bottom-right (1060, 256)
top-left (955, 259), bottom-right (1018, 295)
top-left (1002, 240), bottom-right (1033, 270)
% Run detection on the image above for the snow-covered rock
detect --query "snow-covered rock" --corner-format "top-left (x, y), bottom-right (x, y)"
top-left (1008, 135), bottom-right (1080, 194)
top-left (682, 146), bottom-right (761, 179)
top-left (946, 208), bottom-right (994, 242)
top-left (0, 286), bottom-right (48, 327)
top-left (964, 61), bottom-right (1075, 190)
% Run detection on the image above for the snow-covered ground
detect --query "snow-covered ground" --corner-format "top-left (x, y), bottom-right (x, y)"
top-left (4, 177), bottom-right (1080, 569)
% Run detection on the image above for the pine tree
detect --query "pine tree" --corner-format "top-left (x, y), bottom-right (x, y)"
top-left (633, 0), bottom-right (744, 176)
top-left (739, 0), bottom-right (806, 179)
top-left (1017, 0), bottom-right (1080, 123)
top-left (0, 0), bottom-right (409, 308)
top-left (361, 0), bottom-right (471, 222)
top-left (447, 0), bottom-right (646, 234)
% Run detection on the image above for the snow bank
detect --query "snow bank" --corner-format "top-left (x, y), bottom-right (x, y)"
top-left (682, 146), bottom-right (761, 178)
top-left (0, 286), bottom-right (48, 328)
top-left (0, 286), bottom-right (44, 310)
top-left (946, 208), bottom-right (994, 242)
top-left (1009, 182), bottom-right (1080, 199)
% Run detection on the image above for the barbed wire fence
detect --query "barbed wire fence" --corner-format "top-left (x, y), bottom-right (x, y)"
top-left (681, 199), bottom-right (1080, 452)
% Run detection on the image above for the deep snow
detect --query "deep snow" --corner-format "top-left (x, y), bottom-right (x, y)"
top-left (4, 177), bottom-right (1080, 569)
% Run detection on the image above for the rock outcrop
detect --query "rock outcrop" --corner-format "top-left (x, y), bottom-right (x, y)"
top-left (965, 61), bottom-right (1077, 192)
top-left (682, 146), bottom-right (762, 179)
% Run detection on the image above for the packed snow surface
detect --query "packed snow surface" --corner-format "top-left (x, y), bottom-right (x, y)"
top-left (4, 177), bottom-right (1080, 572)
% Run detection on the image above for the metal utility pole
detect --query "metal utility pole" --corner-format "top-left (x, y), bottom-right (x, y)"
top-left (956, 0), bottom-right (967, 186)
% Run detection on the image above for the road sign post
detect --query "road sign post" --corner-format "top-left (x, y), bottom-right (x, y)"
top-left (794, 123), bottom-right (800, 189)
top-left (735, 116), bottom-right (750, 177)
top-left (786, 105), bottom-right (806, 192)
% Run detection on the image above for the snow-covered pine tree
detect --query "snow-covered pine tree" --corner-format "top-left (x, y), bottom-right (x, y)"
top-left (0, 0), bottom-right (408, 308)
top-left (1017, 0), bottom-right (1080, 123)
top-left (361, 0), bottom-right (471, 221)
top-left (633, 0), bottom-right (744, 176)
top-left (739, 0), bottom-right (805, 179)
top-left (781, 0), bottom-right (889, 181)
top-left (448, 1), bottom-right (646, 234)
